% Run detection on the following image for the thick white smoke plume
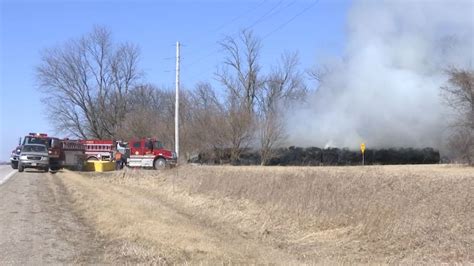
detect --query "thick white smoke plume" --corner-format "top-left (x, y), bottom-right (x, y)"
top-left (287, 0), bottom-right (474, 150)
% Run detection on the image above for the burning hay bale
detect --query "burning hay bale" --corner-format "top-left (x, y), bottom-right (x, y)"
top-left (236, 149), bottom-right (261, 165)
top-left (190, 147), bottom-right (440, 166)
top-left (337, 149), bottom-right (360, 165)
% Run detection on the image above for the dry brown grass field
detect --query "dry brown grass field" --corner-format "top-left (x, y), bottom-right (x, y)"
top-left (58, 164), bottom-right (473, 264)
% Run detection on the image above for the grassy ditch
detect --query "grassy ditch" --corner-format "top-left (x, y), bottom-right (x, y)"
top-left (60, 164), bottom-right (473, 263)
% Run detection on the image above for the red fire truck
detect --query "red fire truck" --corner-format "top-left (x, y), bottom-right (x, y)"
top-left (80, 138), bottom-right (176, 169)
top-left (80, 139), bottom-right (114, 161)
top-left (10, 133), bottom-right (175, 171)
top-left (126, 138), bottom-right (177, 169)
top-left (61, 139), bottom-right (86, 170)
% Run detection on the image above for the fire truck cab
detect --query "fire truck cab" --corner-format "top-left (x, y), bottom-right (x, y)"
top-left (126, 138), bottom-right (177, 169)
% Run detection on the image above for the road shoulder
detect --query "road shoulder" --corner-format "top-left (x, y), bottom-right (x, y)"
top-left (0, 170), bottom-right (107, 264)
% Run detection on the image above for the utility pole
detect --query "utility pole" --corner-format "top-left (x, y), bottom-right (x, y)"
top-left (175, 41), bottom-right (180, 160)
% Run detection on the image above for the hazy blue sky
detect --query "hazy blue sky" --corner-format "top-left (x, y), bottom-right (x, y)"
top-left (0, 0), bottom-right (350, 161)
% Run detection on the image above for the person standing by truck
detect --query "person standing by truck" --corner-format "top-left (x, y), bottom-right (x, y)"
top-left (114, 149), bottom-right (123, 170)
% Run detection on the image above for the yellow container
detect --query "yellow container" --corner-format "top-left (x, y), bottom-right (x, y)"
top-left (84, 161), bottom-right (115, 172)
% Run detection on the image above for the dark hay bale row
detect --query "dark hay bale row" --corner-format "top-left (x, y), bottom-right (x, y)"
top-left (365, 147), bottom-right (440, 165)
top-left (235, 149), bottom-right (261, 165)
top-left (189, 147), bottom-right (440, 166)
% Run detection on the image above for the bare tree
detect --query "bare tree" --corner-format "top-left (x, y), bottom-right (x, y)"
top-left (441, 68), bottom-right (474, 164)
top-left (308, 65), bottom-right (328, 83)
top-left (117, 84), bottom-right (177, 150)
top-left (258, 111), bottom-right (286, 165)
top-left (448, 127), bottom-right (474, 165)
top-left (117, 108), bottom-right (157, 140)
top-left (216, 30), bottom-right (263, 162)
top-left (307, 64), bottom-right (332, 93)
top-left (117, 84), bottom-right (198, 158)
top-left (258, 52), bottom-right (307, 165)
top-left (188, 82), bottom-right (227, 150)
top-left (37, 26), bottom-right (141, 139)
top-left (116, 84), bottom-right (162, 140)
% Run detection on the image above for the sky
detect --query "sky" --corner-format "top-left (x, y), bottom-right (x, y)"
top-left (0, 0), bottom-right (350, 161)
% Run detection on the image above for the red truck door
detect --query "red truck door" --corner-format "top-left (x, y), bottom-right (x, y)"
top-left (130, 140), bottom-right (143, 155)
top-left (145, 140), bottom-right (164, 155)
top-left (144, 139), bottom-right (155, 154)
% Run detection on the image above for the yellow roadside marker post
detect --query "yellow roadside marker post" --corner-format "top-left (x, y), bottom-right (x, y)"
top-left (360, 143), bottom-right (366, 165)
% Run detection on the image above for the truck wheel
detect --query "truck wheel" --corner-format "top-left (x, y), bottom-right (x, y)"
top-left (153, 158), bottom-right (166, 170)
top-left (18, 164), bottom-right (24, 172)
top-left (11, 161), bottom-right (18, 169)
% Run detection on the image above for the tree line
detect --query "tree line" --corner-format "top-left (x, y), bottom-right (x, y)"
top-left (36, 26), bottom-right (473, 165)
top-left (37, 27), bottom-right (307, 164)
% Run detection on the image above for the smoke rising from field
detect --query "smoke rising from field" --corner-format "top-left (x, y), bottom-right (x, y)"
top-left (286, 0), bottom-right (474, 150)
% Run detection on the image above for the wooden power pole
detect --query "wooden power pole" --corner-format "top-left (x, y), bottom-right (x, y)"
top-left (175, 41), bottom-right (180, 160)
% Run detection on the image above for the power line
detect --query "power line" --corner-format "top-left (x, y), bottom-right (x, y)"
top-left (181, 48), bottom-right (220, 72)
top-left (183, 0), bottom-right (291, 69)
top-left (245, 0), bottom-right (298, 31)
top-left (262, 0), bottom-right (320, 40)
top-left (244, 0), bottom-right (284, 30)
top-left (211, 0), bottom-right (268, 34)
top-left (183, 1), bottom-right (320, 84)
top-left (180, 0), bottom-right (269, 46)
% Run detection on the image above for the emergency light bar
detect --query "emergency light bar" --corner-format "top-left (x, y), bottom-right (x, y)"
top-left (28, 133), bottom-right (48, 137)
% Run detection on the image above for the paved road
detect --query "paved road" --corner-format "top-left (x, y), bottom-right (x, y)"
top-left (0, 169), bottom-right (105, 264)
top-left (0, 165), bottom-right (16, 185)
